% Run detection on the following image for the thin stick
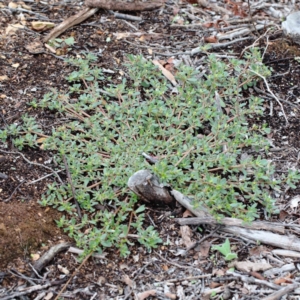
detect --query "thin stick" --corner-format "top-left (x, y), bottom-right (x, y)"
top-left (247, 0), bottom-right (259, 36)
top-left (8, 269), bottom-right (39, 285)
top-left (156, 274), bottom-right (212, 284)
top-left (155, 251), bottom-right (198, 270)
top-left (250, 69), bottom-right (288, 124)
top-left (0, 279), bottom-right (66, 300)
top-left (4, 180), bottom-right (26, 202)
top-left (62, 155), bottom-right (82, 219)
top-left (228, 271), bottom-right (281, 290)
top-left (0, 149), bottom-right (63, 183)
top-left (262, 284), bottom-right (300, 300)
top-left (175, 146), bottom-right (194, 167)
top-left (26, 170), bottom-right (64, 185)
top-left (54, 252), bottom-right (93, 300)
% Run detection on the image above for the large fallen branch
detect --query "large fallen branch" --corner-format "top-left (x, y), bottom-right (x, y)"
top-left (128, 170), bottom-right (300, 253)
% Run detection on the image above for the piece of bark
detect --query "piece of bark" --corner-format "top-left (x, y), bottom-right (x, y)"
top-left (85, 0), bottom-right (165, 11)
top-left (170, 189), bottom-right (210, 218)
top-left (222, 226), bottom-right (300, 252)
top-left (68, 246), bottom-right (107, 259)
top-left (197, 0), bottom-right (232, 16)
top-left (33, 242), bottom-right (72, 274)
top-left (262, 284), bottom-right (299, 300)
top-left (128, 170), bottom-right (174, 206)
top-left (272, 249), bottom-right (300, 258)
top-left (175, 217), bottom-right (285, 234)
top-left (43, 7), bottom-right (99, 42)
top-left (264, 263), bottom-right (295, 277)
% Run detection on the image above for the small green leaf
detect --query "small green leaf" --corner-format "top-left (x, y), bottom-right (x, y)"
top-left (212, 238), bottom-right (237, 261)
top-left (135, 205), bottom-right (145, 213)
top-left (64, 37), bottom-right (75, 46)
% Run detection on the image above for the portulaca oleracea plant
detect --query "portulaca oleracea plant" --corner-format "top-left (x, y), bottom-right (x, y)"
top-left (2, 48), bottom-right (300, 257)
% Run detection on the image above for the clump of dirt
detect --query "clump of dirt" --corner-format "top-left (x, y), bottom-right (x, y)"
top-left (0, 201), bottom-right (67, 269)
top-left (268, 38), bottom-right (300, 57)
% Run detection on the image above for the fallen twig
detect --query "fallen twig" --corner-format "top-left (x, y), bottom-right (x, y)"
top-left (228, 271), bottom-right (281, 290)
top-left (1, 279), bottom-right (67, 300)
top-left (62, 155), bottom-right (82, 219)
top-left (109, 10), bottom-right (142, 22)
top-left (43, 7), bottom-right (99, 42)
top-left (33, 242), bottom-right (72, 275)
top-left (54, 252), bottom-right (93, 300)
top-left (222, 226), bottom-right (300, 252)
top-left (27, 169), bottom-right (64, 185)
top-left (217, 24), bottom-right (265, 41)
top-left (68, 246), bottom-right (107, 259)
top-left (272, 249), bottom-right (300, 258)
top-left (264, 263), bottom-right (295, 277)
top-left (8, 269), bottom-right (39, 286)
top-left (155, 274), bottom-right (212, 285)
top-left (154, 37), bottom-right (254, 57)
top-left (250, 69), bottom-right (288, 124)
top-left (191, 37), bottom-right (254, 55)
top-left (197, 0), bottom-right (232, 15)
top-left (4, 180), bottom-right (25, 202)
top-left (175, 217), bottom-right (285, 234)
top-left (85, 0), bottom-right (165, 11)
top-left (0, 149), bottom-right (63, 183)
top-left (262, 284), bottom-right (300, 300)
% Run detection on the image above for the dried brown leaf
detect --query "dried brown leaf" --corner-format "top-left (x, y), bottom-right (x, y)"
top-left (138, 290), bottom-right (156, 300)
top-left (182, 210), bottom-right (194, 218)
top-left (250, 271), bottom-right (265, 280)
top-left (5, 24), bottom-right (24, 35)
top-left (122, 274), bottom-right (135, 288)
top-left (180, 225), bottom-right (194, 248)
top-left (249, 245), bottom-right (268, 256)
top-left (204, 36), bottom-right (218, 43)
top-left (230, 261), bottom-right (272, 272)
top-left (25, 40), bottom-right (44, 54)
top-left (210, 281), bottom-right (222, 288)
top-left (152, 60), bottom-right (177, 86)
top-left (198, 240), bottom-right (211, 258)
top-left (162, 264), bottom-right (169, 271)
top-left (0, 76), bottom-right (9, 81)
top-left (279, 210), bottom-right (289, 221)
top-left (274, 277), bottom-right (293, 285)
top-left (31, 21), bottom-right (55, 32)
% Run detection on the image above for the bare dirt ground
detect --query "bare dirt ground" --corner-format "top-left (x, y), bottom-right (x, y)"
top-left (1, 0), bottom-right (300, 299)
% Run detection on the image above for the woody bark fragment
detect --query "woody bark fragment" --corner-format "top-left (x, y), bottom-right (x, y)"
top-left (85, 0), bottom-right (165, 11)
top-left (43, 7), bottom-right (99, 42)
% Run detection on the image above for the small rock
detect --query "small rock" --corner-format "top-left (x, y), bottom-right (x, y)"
top-left (282, 12), bottom-right (300, 45)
